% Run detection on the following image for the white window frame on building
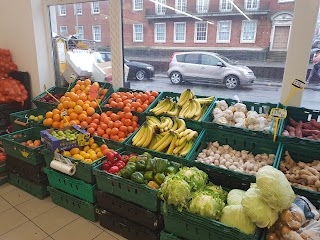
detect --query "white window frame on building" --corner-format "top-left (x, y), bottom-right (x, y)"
top-left (219, 0), bottom-right (233, 12)
top-left (216, 20), bottom-right (232, 43)
top-left (194, 21), bottom-right (208, 43)
top-left (133, 0), bottom-right (143, 11)
top-left (278, 0), bottom-right (295, 2)
top-left (240, 20), bottom-right (257, 43)
top-left (59, 26), bottom-right (68, 35)
top-left (74, 3), bottom-right (82, 15)
top-left (155, 0), bottom-right (166, 15)
top-left (91, 2), bottom-right (100, 14)
top-left (174, 22), bottom-right (186, 43)
top-left (175, 0), bottom-right (187, 13)
top-left (76, 26), bottom-right (84, 39)
top-left (92, 25), bottom-right (101, 42)
top-left (58, 5), bottom-right (66, 16)
top-left (244, 0), bottom-right (259, 10)
top-left (133, 24), bottom-right (144, 42)
top-left (196, 0), bottom-right (209, 13)
top-left (154, 23), bottom-right (166, 43)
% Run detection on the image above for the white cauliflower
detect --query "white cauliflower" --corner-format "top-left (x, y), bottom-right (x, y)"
top-left (246, 111), bottom-right (259, 117)
top-left (215, 116), bottom-right (228, 125)
top-left (216, 100), bottom-right (228, 111)
top-left (233, 112), bottom-right (246, 123)
top-left (234, 103), bottom-right (247, 113)
top-left (247, 115), bottom-right (259, 125)
top-left (223, 109), bottom-right (234, 121)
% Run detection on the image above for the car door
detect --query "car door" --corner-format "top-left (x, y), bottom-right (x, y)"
top-left (180, 53), bottom-right (201, 80)
top-left (199, 54), bottom-right (226, 83)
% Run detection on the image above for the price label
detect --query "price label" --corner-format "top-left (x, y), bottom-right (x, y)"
top-left (291, 79), bottom-right (306, 89)
top-left (89, 84), bottom-right (99, 99)
top-left (270, 108), bottom-right (287, 119)
top-left (61, 110), bottom-right (67, 117)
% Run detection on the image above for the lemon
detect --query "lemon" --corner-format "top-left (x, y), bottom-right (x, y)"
top-left (84, 153), bottom-right (91, 159)
top-left (90, 153), bottom-right (98, 161)
top-left (83, 146), bottom-right (90, 152)
top-left (72, 154), bottom-right (84, 161)
top-left (89, 138), bottom-right (95, 145)
top-left (96, 151), bottom-right (103, 158)
top-left (70, 148), bottom-right (80, 155)
top-left (62, 151), bottom-right (71, 157)
top-left (38, 115), bottom-right (43, 120)
top-left (91, 143), bottom-right (98, 150)
top-left (95, 147), bottom-right (101, 153)
top-left (79, 151), bottom-right (87, 157)
top-left (87, 149), bottom-right (95, 154)
top-left (83, 159), bottom-right (92, 164)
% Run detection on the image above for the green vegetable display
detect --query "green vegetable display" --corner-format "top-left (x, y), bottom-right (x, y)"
top-left (227, 189), bottom-right (246, 206)
top-left (176, 167), bottom-right (208, 191)
top-left (143, 171), bottom-right (154, 181)
top-left (205, 183), bottom-right (228, 203)
top-left (119, 164), bottom-right (136, 179)
top-left (136, 160), bottom-right (146, 171)
top-left (146, 158), bottom-right (155, 171)
top-left (154, 173), bottom-right (166, 185)
top-left (131, 172), bottom-right (145, 184)
top-left (153, 158), bottom-right (169, 174)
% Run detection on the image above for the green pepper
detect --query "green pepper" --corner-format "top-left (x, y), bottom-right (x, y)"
top-left (136, 160), bottom-right (146, 171)
top-left (126, 162), bottom-right (136, 171)
top-left (154, 173), bottom-right (166, 185)
top-left (165, 166), bottom-right (178, 175)
top-left (146, 158), bottom-right (155, 171)
top-left (119, 165), bottom-right (135, 179)
top-left (128, 156), bottom-right (137, 162)
top-left (136, 155), bottom-right (148, 162)
top-left (131, 172), bottom-right (145, 184)
top-left (142, 152), bottom-right (153, 159)
top-left (144, 171), bottom-right (154, 181)
top-left (170, 161), bottom-right (182, 171)
top-left (153, 158), bottom-right (169, 174)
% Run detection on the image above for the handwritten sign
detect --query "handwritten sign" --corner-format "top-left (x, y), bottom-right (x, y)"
top-left (270, 108), bottom-right (287, 119)
top-left (89, 84), bottom-right (99, 99)
top-left (291, 79), bottom-right (306, 89)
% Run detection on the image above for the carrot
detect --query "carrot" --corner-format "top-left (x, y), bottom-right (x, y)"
top-left (301, 129), bottom-right (320, 137)
top-left (310, 119), bottom-right (320, 130)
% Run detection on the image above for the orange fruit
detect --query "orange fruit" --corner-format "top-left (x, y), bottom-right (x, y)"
top-left (86, 117), bottom-right (92, 124)
top-left (92, 113), bottom-right (100, 120)
top-left (46, 111), bottom-right (53, 118)
top-left (78, 113), bottom-right (87, 122)
top-left (68, 101), bottom-right (76, 109)
top-left (57, 103), bottom-right (64, 111)
top-left (100, 123), bottom-right (108, 130)
top-left (74, 105), bottom-right (83, 114)
top-left (106, 128), bottom-right (112, 135)
top-left (123, 107), bottom-right (131, 113)
top-left (70, 92), bottom-right (79, 102)
top-left (80, 121), bottom-right (88, 128)
top-left (97, 128), bottom-right (105, 136)
top-left (87, 127), bottom-right (95, 135)
top-left (52, 109), bottom-right (60, 115)
top-left (119, 126), bottom-right (127, 133)
top-left (111, 128), bottom-right (119, 135)
top-left (86, 107), bottom-right (95, 116)
top-left (82, 103), bottom-right (90, 111)
top-left (149, 96), bottom-right (156, 102)
top-left (53, 114), bottom-right (61, 122)
top-left (136, 107), bottom-right (143, 113)
top-left (52, 121), bottom-right (60, 128)
top-left (76, 100), bottom-right (84, 106)
top-left (84, 79), bottom-right (92, 86)
top-left (90, 101), bottom-right (98, 109)
top-left (43, 118), bottom-right (53, 126)
top-left (124, 119), bottom-right (132, 126)
top-left (90, 123), bottom-right (98, 130)
top-left (114, 120), bottom-right (122, 128)
top-left (107, 121), bottom-right (114, 128)
top-left (124, 112), bottom-right (133, 119)
top-left (69, 112), bottom-right (78, 120)
top-left (67, 109), bottom-right (74, 115)
top-left (60, 96), bottom-right (66, 102)
top-left (127, 126), bottom-right (134, 133)
top-left (110, 134), bottom-right (119, 141)
top-left (69, 120), bottom-right (77, 125)
top-left (118, 131), bottom-right (126, 139)
top-left (110, 101), bottom-right (117, 108)
top-left (62, 101), bottom-right (69, 109)
top-left (92, 119), bottom-right (100, 125)
top-left (141, 104), bottom-right (148, 111)
top-left (132, 116), bottom-right (138, 122)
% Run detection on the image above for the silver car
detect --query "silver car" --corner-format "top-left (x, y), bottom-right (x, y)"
top-left (167, 52), bottom-right (255, 89)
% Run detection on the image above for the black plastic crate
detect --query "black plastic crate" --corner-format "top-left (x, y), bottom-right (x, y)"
top-left (95, 190), bottom-right (164, 231)
top-left (97, 208), bottom-right (160, 240)
top-left (5, 155), bottom-right (47, 185)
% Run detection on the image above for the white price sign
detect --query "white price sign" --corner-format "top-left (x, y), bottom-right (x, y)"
top-left (61, 110), bottom-right (67, 117)
top-left (291, 79), bottom-right (306, 89)
top-left (270, 108), bottom-right (287, 119)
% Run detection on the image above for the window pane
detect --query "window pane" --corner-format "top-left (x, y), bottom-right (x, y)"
top-left (201, 54), bottom-right (219, 65)
top-left (134, 0), bottom-right (143, 11)
top-left (196, 0), bottom-right (209, 13)
top-left (174, 22), bottom-right (186, 42)
top-left (184, 54), bottom-right (199, 64)
top-left (241, 21), bottom-right (257, 42)
top-left (217, 21), bottom-right (231, 42)
top-left (155, 23), bottom-right (166, 42)
top-left (176, 0), bottom-right (187, 12)
top-left (134, 24), bottom-right (143, 42)
top-left (195, 22), bottom-right (207, 42)
top-left (92, 2), bottom-right (100, 14)
top-left (92, 25), bottom-right (101, 42)
top-left (155, 0), bottom-right (166, 15)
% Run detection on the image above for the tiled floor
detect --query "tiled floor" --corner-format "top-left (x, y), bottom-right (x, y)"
top-left (0, 183), bottom-right (127, 240)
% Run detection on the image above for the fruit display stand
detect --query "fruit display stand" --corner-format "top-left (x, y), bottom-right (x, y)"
top-left (32, 86), bottom-right (68, 111)
top-left (160, 230), bottom-right (183, 240)
top-left (9, 108), bottom-right (47, 131)
top-left (0, 172), bottom-right (8, 186)
top-left (187, 128), bottom-right (283, 189)
top-left (0, 161), bottom-right (5, 173)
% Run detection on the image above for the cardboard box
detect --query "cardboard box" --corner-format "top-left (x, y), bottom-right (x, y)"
top-left (40, 125), bottom-right (90, 152)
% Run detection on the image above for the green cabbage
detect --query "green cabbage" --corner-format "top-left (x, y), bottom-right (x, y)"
top-left (176, 167), bottom-right (208, 191)
top-left (241, 184), bottom-right (278, 228)
top-left (227, 189), bottom-right (246, 205)
top-left (159, 175), bottom-right (192, 209)
top-left (205, 183), bottom-right (228, 202)
top-left (256, 166), bottom-right (295, 212)
top-left (220, 205), bottom-right (257, 235)
top-left (188, 190), bottom-right (225, 220)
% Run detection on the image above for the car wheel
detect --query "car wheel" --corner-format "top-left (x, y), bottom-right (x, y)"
top-left (170, 71), bottom-right (182, 84)
top-left (224, 75), bottom-right (240, 89)
top-left (135, 69), bottom-right (146, 81)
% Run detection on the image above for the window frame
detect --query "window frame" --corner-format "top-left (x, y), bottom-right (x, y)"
top-left (91, 2), bottom-right (100, 14)
top-left (133, 24), bottom-right (144, 42)
top-left (76, 25), bottom-right (84, 39)
top-left (240, 20), bottom-right (257, 43)
top-left (133, 0), bottom-right (143, 11)
top-left (74, 3), bottom-right (82, 15)
top-left (196, 0), bottom-right (209, 13)
top-left (244, 0), bottom-right (260, 10)
top-left (154, 23), bottom-right (166, 43)
top-left (174, 22), bottom-right (186, 43)
top-left (278, 0), bottom-right (295, 2)
top-left (219, 0), bottom-right (233, 12)
top-left (175, 0), bottom-right (187, 13)
top-left (92, 25), bottom-right (101, 42)
top-left (194, 21), bottom-right (208, 43)
top-left (216, 20), bottom-right (232, 43)
top-left (155, 0), bottom-right (166, 15)
top-left (58, 5), bottom-right (66, 16)
top-left (59, 26), bottom-right (68, 35)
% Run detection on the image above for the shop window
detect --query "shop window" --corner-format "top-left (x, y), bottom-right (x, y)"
top-left (154, 23), bottom-right (166, 43)
top-left (196, 0), bottom-right (209, 13)
top-left (92, 25), bottom-right (101, 42)
top-left (175, 0), bottom-right (187, 13)
top-left (219, 0), bottom-right (233, 12)
top-left (75, 26), bottom-right (84, 39)
top-left (133, 24), bottom-right (143, 42)
top-left (133, 0), bottom-right (143, 11)
top-left (58, 5), bottom-right (66, 16)
top-left (91, 2), bottom-right (100, 14)
top-left (195, 22), bottom-right (208, 43)
top-left (155, 0), bottom-right (166, 15)
top-left (59, 26), bottom-right (68, 36)
top-left (174, 22), bottom-right (186, 43)
top-left (241, 20), bottom-right (257, 43)
top-left (245, 0), bottom-right (259, 10)
top-left (74, 3), bottom-right (82, 15)
top-left (216, 21), bottom-right (232, 43)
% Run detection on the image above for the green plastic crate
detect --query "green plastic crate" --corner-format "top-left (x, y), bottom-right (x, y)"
top-left (8, 172), bottom-right (49, 199)
top-left (0, 162), bottom-right (6, 173)
top-left (10, 108), bottom-right (48, 131)
top-left (101, 87), bottom-right (162, 113)
top-left (32, 86), bottom-right (68, 111)
top-left (0, 172), bottom-right (8, 186)
top-left (161, 203), bottom-right (265, 240)
top-left (125, 116), bottom-right (202, 163)
top-left (44, 167), bottom-right (96, 203)
top-left (93, 162), bottom-right (160, 212)
top-left (0, 127), bottom-right (47, 165)
top-left (202, 98), bottom-right (278, 139)
top-left (42, 137), bottom-right (124, 184)
top-left (160, 230), bottom-right (183, 240)
top-left (187, 128), bottom-right (283, 189)
top-left (146, 91), bottom-right (215, 125)
top-left (276, 143), bottom-right (320, 208)
top-left (47, 186), bottom-right (97, 221)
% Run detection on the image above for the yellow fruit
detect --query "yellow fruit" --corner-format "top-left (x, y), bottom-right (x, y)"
top-left (79, 151), bottom-right (87, 157)
top-left (90, 143), bottom-right (98, 150)
top-left (70, 148), bottom-right (80, 155)
top-left (84, 153), bottom-right (91, 159)
top-left (90, 153), bottom-right (98, 161)
top-left (83, 159), bottom-right (92, 164)
top-left (87, 149), bottom-right (95, 154)
top-left (83, 146), bottom-right (90, 152)
top-left (38, 115), bottom-right (43, 120)
top-left (62, 151), bottom-right (71, 157)
top-left (89, 138), bottom-right (95, 145)
top-left (96, 151), bottom-right (103, 158)
top-left (95, 147), bottom-right (101, 153)
top-left (72, 154), bottom-right (84, 161)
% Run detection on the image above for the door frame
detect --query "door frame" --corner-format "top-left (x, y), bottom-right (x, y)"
top-left (270, 12), bottom-right (293, 51)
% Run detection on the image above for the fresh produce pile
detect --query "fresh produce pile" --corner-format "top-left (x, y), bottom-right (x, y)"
top-left (84, 110), bottom-right (140, 142)
top-left (0, 77), bottom-right (28, 103)
top-left (212, 100), bottom-right (274, 131)
top-left (101, 152), bottom-right (182, 190)
top-left (21, 139), bottom-right (42, 148)
top-left (37, 92), bottom-right (64, 103)
top-left (43, 79), bottom-right (107, 129)
top-left (104, 90), bottom-right (159, 112)
top-left (280, 151), bottom-right (320, 192)
top-left (282, 117), bottom-right (320, 140)
top-left (132, 116), bottom-right (198, 157)
top-left (150, 89), bottom-right (214, 121)
top-left (49, 128), bottom-right (83, 141)
top-left (28, 114), bottom-right (44, 122)
top-left (0, 147), bottom-right (6, 161)
top-left (0, 48), bottom-right (18, 78)
top-left (196, 141), bottom-right (275, 176)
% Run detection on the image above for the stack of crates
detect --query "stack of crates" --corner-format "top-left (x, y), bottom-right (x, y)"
top-left (0, 127), bottom-right (49, 198)
top-left (0, 145), bottom-right (7, 186)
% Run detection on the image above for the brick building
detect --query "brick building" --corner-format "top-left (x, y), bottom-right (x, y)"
top-left (54, 0), bottom-right (295, 60)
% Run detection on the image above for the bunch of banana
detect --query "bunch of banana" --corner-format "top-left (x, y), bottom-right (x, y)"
top-left (177, 89), bottom-right (195, 107)
top-left (132, 123), bottom-right (155, 148)
top-left (150, 97), bottom-right (175, 115)
top-left (179, 98), bottom-right (212, 121)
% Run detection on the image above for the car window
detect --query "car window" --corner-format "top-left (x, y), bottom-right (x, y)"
top-left (176, 54), bottom-right (184, 62)
top-left (107, 53), bottom-right (112, 60)
top-left (200, 54), bottom-right (220, 66)
top-left (184, 54), bottom-right (200, 64)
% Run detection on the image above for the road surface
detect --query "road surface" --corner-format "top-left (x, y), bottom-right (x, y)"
top-left (129, 77), bottom-right (320, 110)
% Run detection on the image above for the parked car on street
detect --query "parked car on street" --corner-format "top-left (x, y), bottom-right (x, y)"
top-left (99, 51), bottom-right (155, 81)
top-left (167, 52), bottom-right (255, 89)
